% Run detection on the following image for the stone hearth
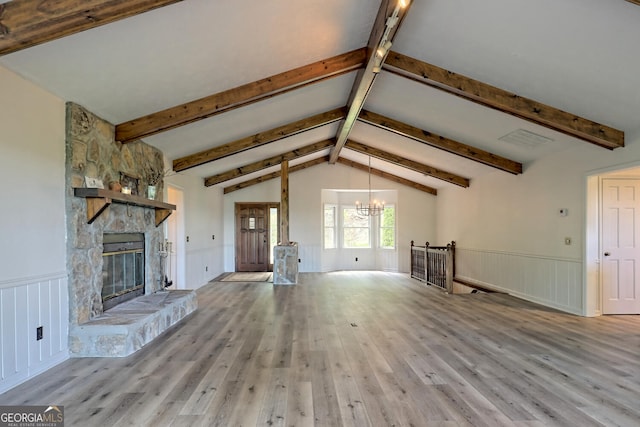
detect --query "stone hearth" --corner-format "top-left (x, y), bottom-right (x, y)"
top-left (69, 290), bottom-right (197, 357)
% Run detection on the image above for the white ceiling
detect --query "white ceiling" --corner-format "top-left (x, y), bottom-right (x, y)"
top-left (2, 0), bottom-right (639, 192)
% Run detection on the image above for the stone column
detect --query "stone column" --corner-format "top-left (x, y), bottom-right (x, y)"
top-left (273, 242), bottom-right (298, 285)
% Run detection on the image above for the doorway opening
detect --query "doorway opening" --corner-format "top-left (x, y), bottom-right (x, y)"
top-left (586, 164), bottom-right (640, 315)
top-left (235, 203), bottom-right (280, 272)
top-left (167, 185), bottom-right (185, 289)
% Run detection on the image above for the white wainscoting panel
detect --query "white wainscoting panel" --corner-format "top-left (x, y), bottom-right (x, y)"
top-left (455, 248), bottom-right (583, 315)
top-left (297, 244), bottom-right (320, 273)
top-left (321, 249), bottom-right (339, 272)
top-left (320, 248), bottom-right (399, 272)
top-left (186, 247), bottom-right (225, 289)
top-left (377, 249), bottom-right (399, 272)
top-left (0, 273), bottom-right (69, 394)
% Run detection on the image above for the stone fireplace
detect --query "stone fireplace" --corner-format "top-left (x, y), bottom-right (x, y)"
top-left (101, 233), bottom-right (145, 310)
top-left (65, 103), bottom-right (196, 357)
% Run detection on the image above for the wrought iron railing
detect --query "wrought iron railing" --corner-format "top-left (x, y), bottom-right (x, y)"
top-left (410, 241), bottom-right (455, 293)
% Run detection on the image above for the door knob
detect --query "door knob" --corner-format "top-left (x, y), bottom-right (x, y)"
top-left (604, 252), bottom-right (611, 256)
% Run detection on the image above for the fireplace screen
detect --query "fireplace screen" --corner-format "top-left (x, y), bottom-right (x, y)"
top-left (102, 233), bottom-right (144, 310)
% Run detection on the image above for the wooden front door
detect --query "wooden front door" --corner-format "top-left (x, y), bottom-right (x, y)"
top-left (602, 178), bottom-right (640, 314)
top-left (235, 203), bottom-right (275, 272)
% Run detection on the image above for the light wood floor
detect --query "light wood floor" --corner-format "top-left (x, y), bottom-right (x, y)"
top-left (2, 272), bottom-right (639, 426)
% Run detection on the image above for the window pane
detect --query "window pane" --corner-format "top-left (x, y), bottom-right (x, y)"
top-left (270, 207), bottom-right (278, 264)
top-left (343, 208), bottom-right (369, 227)
top-left (342, 207), bottom-right (370, 248)
top-left (382, 206), bottom-right (395, 227)
top-left (344, 228), bottom-right (370, 248)
top-left (324, 227), bottom-right (335, 249)
top-left (324, 204), bottom-right (337, 249)
top-left (324, 206), bottom-right (335, 224)
top-left (380, 206), bottom-right (395, 249)
top-left (381, 228), bottom-right (395, 248)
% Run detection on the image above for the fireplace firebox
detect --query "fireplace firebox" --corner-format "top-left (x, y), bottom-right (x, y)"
top-left (102, 233), bottom-right (145, 310)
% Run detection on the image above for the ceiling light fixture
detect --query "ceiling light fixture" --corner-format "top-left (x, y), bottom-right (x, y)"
top-left (373, 40), bottom-right (393, 73)
top-left (356, 156), bottom-right (385, 216)
top-left (373, 0), bottom-right (410, 73)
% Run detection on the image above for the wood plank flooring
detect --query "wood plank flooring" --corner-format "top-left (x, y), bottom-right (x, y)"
top-left (1, 271), bottom-right (639, 426)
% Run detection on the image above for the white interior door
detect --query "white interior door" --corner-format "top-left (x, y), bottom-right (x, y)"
top-left (601, 178), bottom-right (640, 314)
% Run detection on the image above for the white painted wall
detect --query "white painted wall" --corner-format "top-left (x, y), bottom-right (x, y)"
top-left (437, 131), bottom-right (640, 315)
top-left (223, 162), bottom-right (438, 273)
top-left (165, 172), bottom-right (225, 288)
top-left (0, 65), bottom-right (68, 393)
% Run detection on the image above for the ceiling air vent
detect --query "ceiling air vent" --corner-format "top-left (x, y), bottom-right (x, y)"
top-left (499, 129), bottom-right (553, 147)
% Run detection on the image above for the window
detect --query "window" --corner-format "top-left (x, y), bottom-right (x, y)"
top-left (343, 207), bottom-right (370, 248)
top-left (323, 204), bottom-right (337, 249)
top-left (269, 207), bottom-right (279, 264)
top-left (379, 205), bottom-right (396, 249)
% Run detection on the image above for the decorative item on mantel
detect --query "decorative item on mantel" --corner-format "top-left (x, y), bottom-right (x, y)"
top-left (145, 168), bottom-right (171, 200)
top-left (84, 176), bottom-right (104, 189)
top-left (109, 181), bottom-right (122, 192)
top-left (147, 185), bottom-right (157, 200)
top-left (120, 172), bottom-right (139, 196)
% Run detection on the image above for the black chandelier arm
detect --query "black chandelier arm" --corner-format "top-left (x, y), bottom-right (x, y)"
top-left (356, 156), bottom-right (385, 216)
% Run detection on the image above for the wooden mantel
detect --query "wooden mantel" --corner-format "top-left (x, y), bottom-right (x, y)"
top-left (74, 188), bottom-right (176, 227)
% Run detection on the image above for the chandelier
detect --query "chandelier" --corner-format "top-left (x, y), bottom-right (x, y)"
top-left (356, 156), bottom-right (385, 216)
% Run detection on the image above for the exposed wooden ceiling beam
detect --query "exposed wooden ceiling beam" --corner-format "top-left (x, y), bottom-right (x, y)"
top-left (223, 157), bottom-right (329, 194)
top-left (0, 0), bottom-right (182, 56)
top-left (336, 157), bottom-right (437, 195)
top-left (173, 107), bottom-right (346, 172)
top-left (345, 140), bottom-right (470, 188)
top-left (224, 154), bottom-right (438, 195)
top-left (384, 51), bottom-right (624, 150)
top-left (116, 49), bottom-right (366, 143)
top-left (358, 109), bottom-right (523, 175)
top-left (204, 139), bottom-right (335, 187)
top-left (329, 0), bottom-right (413, 163)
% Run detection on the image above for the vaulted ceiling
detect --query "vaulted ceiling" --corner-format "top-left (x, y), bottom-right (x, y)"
top-left (1, 0), bottom-right (639, 195)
